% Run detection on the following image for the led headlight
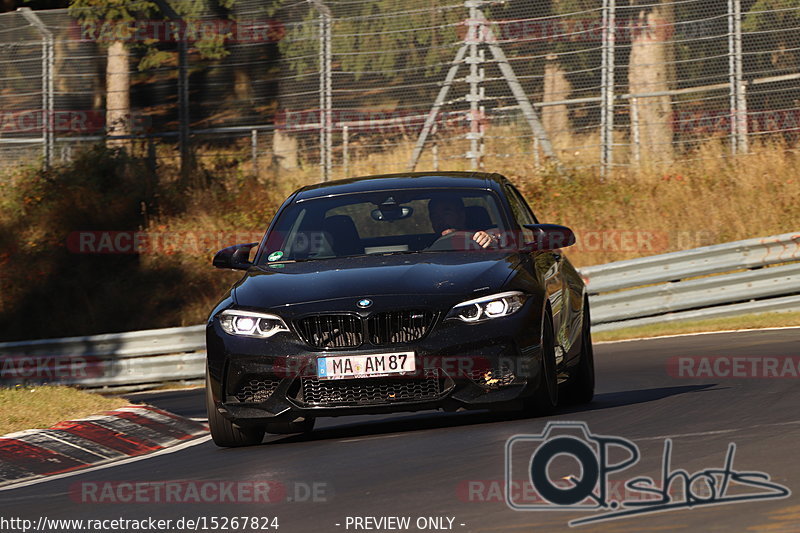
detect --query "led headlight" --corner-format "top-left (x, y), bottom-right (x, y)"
top-left (446, 291), bottom-right (527, 323)
top-left (218, 309), bottom-right (289, 338)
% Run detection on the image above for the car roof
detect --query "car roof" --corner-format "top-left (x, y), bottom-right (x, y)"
top-left (294, 172), bottom-right (509, 201)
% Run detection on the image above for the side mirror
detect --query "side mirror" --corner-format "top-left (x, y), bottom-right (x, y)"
top-left (522, 224), bottom-right (576, 251)
top-left (213, 242), bottom-right (258, 270)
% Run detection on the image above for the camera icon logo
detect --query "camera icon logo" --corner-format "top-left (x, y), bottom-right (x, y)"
top-left (504, 421), bottom-right (639, 511)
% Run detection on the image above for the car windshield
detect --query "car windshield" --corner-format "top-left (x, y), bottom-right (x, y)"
top-left (258, 188), bottom-right (509, 263)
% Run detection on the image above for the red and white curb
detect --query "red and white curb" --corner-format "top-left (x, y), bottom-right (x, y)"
top-left (0, 405), bottom-right (207, 487)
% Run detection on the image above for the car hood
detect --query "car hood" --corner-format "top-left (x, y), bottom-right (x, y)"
top-left (233, 252), bottom-right (522, 309)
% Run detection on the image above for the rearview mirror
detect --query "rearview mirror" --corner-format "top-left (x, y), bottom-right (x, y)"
top-left (212, 242), bottom-right (258, 270)
top-left (522, 224), bottom-right (576, 251)
top-left (371, 205), bottom-right (413, 221)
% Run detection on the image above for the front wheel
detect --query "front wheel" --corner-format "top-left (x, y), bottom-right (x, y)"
top-left (524, 313), bottom-right (558, 416)
top-left (206, 369), bottom-right (265, 448)
top-left (560, 303), bottom-right (595, 405)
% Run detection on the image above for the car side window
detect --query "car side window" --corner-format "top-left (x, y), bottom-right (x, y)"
top-left (506, 186), bottom-right (539, 225)
top-left (505, 186), bottom-right (538, 243)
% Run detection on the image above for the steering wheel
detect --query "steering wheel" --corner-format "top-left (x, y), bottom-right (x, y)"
top-left (426, 230), bottom-right (476, 251)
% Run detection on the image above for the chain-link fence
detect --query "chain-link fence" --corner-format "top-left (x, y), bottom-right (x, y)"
top-left (2, 0), bottom-right (800, 178)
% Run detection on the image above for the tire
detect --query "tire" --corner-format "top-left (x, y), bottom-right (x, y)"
top-left (560, 302), bottom-right (595, 405)
top-left (524, 312), bottom-right (558, 416)
top-left (265, 418), bottom-right (316, 435)
top-left (206, 369), bottom-right (265, 448)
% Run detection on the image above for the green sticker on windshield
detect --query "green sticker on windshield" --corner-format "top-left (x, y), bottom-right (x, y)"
top-left (268, 251), bottom-right (284, 261)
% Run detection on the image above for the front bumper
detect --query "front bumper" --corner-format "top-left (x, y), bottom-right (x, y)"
top-left (206, 302), bottom-right (544, 425)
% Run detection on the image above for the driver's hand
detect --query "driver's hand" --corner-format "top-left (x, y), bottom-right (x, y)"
top-left (472, 231), bottom-right (496, 248)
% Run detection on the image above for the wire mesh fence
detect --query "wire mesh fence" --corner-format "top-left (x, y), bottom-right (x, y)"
top-left (2, 0), bottom-right (800, 178)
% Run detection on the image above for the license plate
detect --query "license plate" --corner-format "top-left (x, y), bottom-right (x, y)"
top-left (317, 352), bottom-right (415, 380)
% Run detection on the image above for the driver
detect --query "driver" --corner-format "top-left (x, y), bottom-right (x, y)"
top-left (428, 197), bottom-right (498, 248)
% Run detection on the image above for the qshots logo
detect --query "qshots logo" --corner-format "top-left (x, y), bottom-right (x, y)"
top-left (504, 422), bottom-right (790, 526)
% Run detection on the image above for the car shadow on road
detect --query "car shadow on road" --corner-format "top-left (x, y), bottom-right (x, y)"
top-left (263, 383), bottom-right (718, 445)
top-left (557, 383), bottom-right (718, 415)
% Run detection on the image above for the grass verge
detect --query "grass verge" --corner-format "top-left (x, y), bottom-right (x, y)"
top-left (0, 385), bottom-right (131, 436)
top-left (592, 311), bottom-right (800, 342)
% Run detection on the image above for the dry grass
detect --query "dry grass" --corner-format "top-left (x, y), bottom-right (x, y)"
top-left (219, 130), bottom-right (800, 268)
top-left (0, 133), bottom-right (797, 338)
top-left (593, 311), bottom-right (800, 342)
top-left (0, 386), bottom-right (131, 436)
top-left (150, 134), bottom-right (799, 323)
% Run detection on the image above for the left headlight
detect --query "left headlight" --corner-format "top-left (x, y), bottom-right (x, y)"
top-left (218, 309), bottom-right (290, 338)
top-left (446, 291), bottom-right (527, 323)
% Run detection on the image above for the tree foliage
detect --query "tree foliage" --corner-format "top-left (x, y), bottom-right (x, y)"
top-left (268, 0), bottom-right (465, 78)
top-left (743, 0), bottom-right (800, 72)
top-left (68, 0), bottom-right (237, 69)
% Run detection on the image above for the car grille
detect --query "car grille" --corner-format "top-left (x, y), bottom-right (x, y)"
top-left (234, 378), bottom-right (281, 403)
top-left (296, 314), bottom-right (363, 348)
top-left (299, 369), bottom-right (442, 406)
top-left (367, 311), bottom-right (436, 344)
top-left (296, 311), bottom-right (436, 348)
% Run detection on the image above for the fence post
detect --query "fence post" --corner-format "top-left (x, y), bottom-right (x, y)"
top-left (179, 39), bottom-right (191, 178)
top-left (311, 0), bottom-right (332, 181)
top-left (19, 8), bottom-right (54, 169)
top-left (728, 0), bottom-right (737, 155)
top-left (600, 0), bottom-right (615, 177)
top-left (466, 2), bottom-right (484, 170)
top-left (728, 0), bottom-right (747, 156)
top-left (431, 123), bottom-right (439, 171)
top-left (733, 0), bottom-right (748, 155)
top-left (152, 0), bottom-right (191, 179)
top-left (630, 97), bottom-right (641, 165)
top-left (251, 129), bottom-right (259, 176)
top-left (342, 125), bottom-right (349, 177)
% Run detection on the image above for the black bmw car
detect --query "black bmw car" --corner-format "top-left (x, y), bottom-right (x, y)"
top-left (206, 172), bottom-right (593, 447)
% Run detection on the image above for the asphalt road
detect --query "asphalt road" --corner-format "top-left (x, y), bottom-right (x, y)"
top-left (1, 329), bottom-right (799, 533)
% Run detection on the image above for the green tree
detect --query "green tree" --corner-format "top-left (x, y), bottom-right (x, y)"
top-left (68, 0), bottom-right (235, 142)
top-left (270, 0), bottom-right (464, 78)
top-left (743, 0), bottom-right (800, 73)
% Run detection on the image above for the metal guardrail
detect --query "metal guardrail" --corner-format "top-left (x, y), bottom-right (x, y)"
top-left (581, 232), bottom-right (800, 293)
top-left (582, 231), bottom-right (800, 331)
top-left (0, 326), bottom-right (206, 391)
top-left (0, 233), bottom-right (798, 389)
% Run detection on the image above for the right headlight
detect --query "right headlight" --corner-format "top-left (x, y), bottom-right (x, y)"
top-left (445, 291), bottom-right (527, 323)
top-left (218, 309), bottom-right (289, 338)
